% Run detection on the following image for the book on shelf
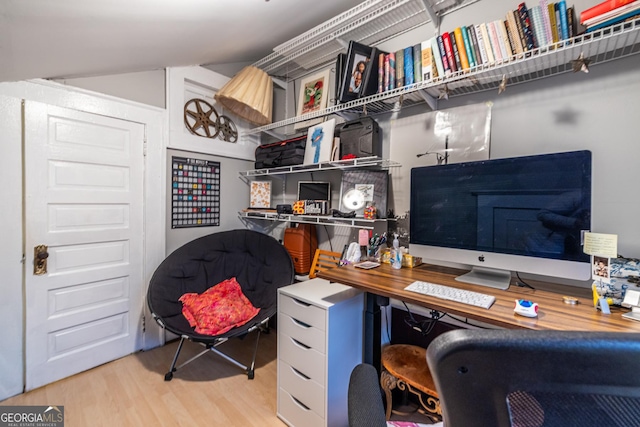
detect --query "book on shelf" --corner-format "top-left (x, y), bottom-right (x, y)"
top-left (404, 47), bottom-right (414, 85)
top-left (413, 44), bottom-right (423, 83)
top-left (431, 36), bottom-right (448, 76)
top-left (468, 25), bottom-right (484, 65)
top-left (474, 24), bottom-right (491, 64)
top-left (384, 54), bottom-right (390, 92)
top-left (506, 10), bottom-right (525, 54)
top-left (486, 21), bottom-right (504, 61)
top-left (567, 6), bottom-right (576, 37)
top-left (420, 39), bottom-right (435, 80)
top-left (449, 32), bottom-right (463, 70)
top-left (539, 0), bottom-right (555, 45)
top-left (529, 5), bottom-right (546, 47)
top-left (583, 0), bottom-right (640, 26)
top-left (479, 23), bottom-right (496, 63)
top-left (497, 19), bottom-right (514, 58)
top-left (558, 0), bottom-right (570, 40)
top-left (453, 27), bottom-right (471, 69)
top-left (518, 3), bottom-right (538, 49)
top-left (441, 33), bottom-right (457, 72)
top-left (548, 2), bottom-right (560, 43)
top-left (461, 26), bottom-right (477, 68)
top-left (377, 52), bottom-right (385, 93)
top-left (395, 49), bottom-right (404, 87)
top-left (585, 4), bottom-right (640, 31)
top-left (580, 0), bottom-right (637, 24)
top-left (388, 52), bottom-right (396, 90)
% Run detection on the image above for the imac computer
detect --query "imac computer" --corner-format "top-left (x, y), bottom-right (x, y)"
top-left (409, 150), bottom-right (592, 290)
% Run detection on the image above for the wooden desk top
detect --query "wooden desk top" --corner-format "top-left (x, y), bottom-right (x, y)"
top-left (317, 263), bottom-right (640, 333)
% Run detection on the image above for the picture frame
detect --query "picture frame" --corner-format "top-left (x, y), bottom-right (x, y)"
top-left (339, 169), bottom-right (389, 218)
top-left (249, 181), bottom-right (272, 209)
top-left (303, 118), bottom-right (336, 165)
top-left (338, 41), bottom-right (374, 103)
top-left (295, 68), bottom-right (331, 130)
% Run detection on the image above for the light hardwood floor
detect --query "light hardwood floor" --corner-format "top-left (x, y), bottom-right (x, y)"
top-left (2, 330), bottom-right (286, 426)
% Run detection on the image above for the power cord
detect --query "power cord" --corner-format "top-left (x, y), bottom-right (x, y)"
top-left (515, 271), bottom-right (535, 289)
top-left (402, 301), bottom-right (444, 336)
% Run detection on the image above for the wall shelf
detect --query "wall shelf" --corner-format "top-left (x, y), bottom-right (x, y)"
top-left (253, 0), bottom-right (481, 81)
top-left (239, 157), bottom-right (401, 177)
top-left (245, 13), bottom-right (640, 138)
top-left (239, 211), bottom-right (382, 230)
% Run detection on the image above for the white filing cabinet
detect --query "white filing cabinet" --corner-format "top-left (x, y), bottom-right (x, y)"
top-left (277, 280), bottom-right (364, 427)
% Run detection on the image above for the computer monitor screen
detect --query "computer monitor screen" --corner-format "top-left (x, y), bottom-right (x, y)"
top-left (298, 181), bottom-right (331, 201)
top-left (409, 150), bottom-right (592, 290)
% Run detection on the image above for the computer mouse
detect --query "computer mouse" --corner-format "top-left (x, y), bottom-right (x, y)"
top-left (514, 299), bottom-right (538, 317)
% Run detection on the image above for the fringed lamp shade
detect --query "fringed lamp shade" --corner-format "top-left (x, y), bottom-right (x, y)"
top-left (214, 66), bottom-right (273, 126)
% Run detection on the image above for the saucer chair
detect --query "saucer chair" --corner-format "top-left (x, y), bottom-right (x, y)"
top-left (147, 229), bottom-right (294, 381)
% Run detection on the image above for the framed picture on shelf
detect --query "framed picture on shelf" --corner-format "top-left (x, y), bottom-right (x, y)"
top-left (338, 41), bottom-right (373, 104)
top-left (295, 69), bottom-right (331, 130)
top-left (303, 118), bottom-right (336, 165)
top-left (249, 181), bottom-right (272, 209)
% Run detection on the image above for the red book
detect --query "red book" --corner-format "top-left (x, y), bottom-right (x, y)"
top-left (580, 0), bottom-right (637, 23)
top-left (441, 32), bottom-right (458, 72)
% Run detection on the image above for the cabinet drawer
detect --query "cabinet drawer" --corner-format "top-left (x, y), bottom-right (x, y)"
top-left (279, 360), bottom-right (324, 418)
top-left (279, 294), bottom-right (326, 331)
top-left (278, 313), bottom-right (326, 353)
top-left (279, 334), bottom-right (325, 384)
top-left (278, 387), bottom-right (324, 427)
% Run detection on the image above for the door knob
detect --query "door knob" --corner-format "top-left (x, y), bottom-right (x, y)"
top-left (34, 245), bottom-right (49, 275)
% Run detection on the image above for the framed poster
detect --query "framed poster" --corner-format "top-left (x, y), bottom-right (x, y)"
top-left (250, 181), bottom-right (272, 209)
top-left (295, 68), bottom-right (331, 130)
top-left (171, 156), bottom-right (220, 228)
top-left (303, 119), bottom-right (336, 165)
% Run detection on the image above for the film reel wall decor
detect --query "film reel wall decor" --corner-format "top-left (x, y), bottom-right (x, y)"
top-left (184, 98), bottom-right (238, 143)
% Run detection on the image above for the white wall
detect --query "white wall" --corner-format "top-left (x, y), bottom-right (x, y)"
top-left (53, 70), bottom-right (166, 109)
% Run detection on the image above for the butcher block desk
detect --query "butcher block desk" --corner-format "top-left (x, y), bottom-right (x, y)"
top-left (317, 262), bottom-right (640, 365)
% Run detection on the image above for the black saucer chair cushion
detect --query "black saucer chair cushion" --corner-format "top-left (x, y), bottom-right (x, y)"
top-left (148, 229), bottom-right (294, 342)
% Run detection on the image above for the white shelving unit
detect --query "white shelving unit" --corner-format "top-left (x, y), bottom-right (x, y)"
top-left (239, 157), bottom-right (400, 230)
top-left (239, 156), bottom-right (400, 177)
top-left (245, 0), bottom-right (640, 137)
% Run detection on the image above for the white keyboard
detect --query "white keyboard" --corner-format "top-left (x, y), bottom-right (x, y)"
top-left (404, 280), bottom-right (496, 309)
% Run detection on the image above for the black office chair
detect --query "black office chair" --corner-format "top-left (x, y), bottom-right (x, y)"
top-left (426, 329), bottom-right (640, 427)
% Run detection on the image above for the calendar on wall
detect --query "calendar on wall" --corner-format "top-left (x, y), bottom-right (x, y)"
top-left (171, 156), bottom-right (221, 228)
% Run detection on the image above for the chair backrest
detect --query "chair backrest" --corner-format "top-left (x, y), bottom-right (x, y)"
top-left (426, 329), bottom-right (640, 427)
top-left (309, 248), bottom-right (342, 279)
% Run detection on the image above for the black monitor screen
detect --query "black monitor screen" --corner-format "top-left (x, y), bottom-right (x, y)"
top-left (298, 181), bottom-right (331, 201)
top-left (410, 151), bottom-right (592, 262)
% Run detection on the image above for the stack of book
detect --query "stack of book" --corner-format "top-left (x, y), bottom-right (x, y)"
top-left (580, 0), bottom-right (640, 32)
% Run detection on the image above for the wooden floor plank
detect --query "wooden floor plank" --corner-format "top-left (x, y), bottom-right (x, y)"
top-left (1, 330), bottom-right (286, 427)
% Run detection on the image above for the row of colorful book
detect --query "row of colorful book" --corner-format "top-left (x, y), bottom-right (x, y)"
top-left (372, 1), bottom-right (579, 93)
top-left (338, 1), bottom-right (638, 101)
top-left (580, 0), bottom-right (640, 32)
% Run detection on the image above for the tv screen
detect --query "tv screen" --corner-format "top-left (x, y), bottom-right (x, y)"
top-left (410, 151), bottom-right (592, 288)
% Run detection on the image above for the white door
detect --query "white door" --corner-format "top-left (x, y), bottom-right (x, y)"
top-left (24, 101), bottom-right (145, 390)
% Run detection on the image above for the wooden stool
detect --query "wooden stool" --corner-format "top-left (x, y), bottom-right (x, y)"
top-left (380, 344), bottom-right (441, 422)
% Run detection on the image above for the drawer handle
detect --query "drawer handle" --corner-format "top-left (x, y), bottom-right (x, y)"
top-left (292, 297), bottom-right (311, 307)
top-left (291, 337), bottom-right (311, 350)
top-left (292, 318), bottom-right (311, 328)
top-left (291, 366), bottom-right (311, 380)
top-left (291, 395), bottom-right (311, 411)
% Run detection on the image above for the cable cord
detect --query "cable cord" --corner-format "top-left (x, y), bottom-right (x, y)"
top-left (515, 271), bottom-right (535, 289)
top-left (402, 301), bottom-right (444, 336)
